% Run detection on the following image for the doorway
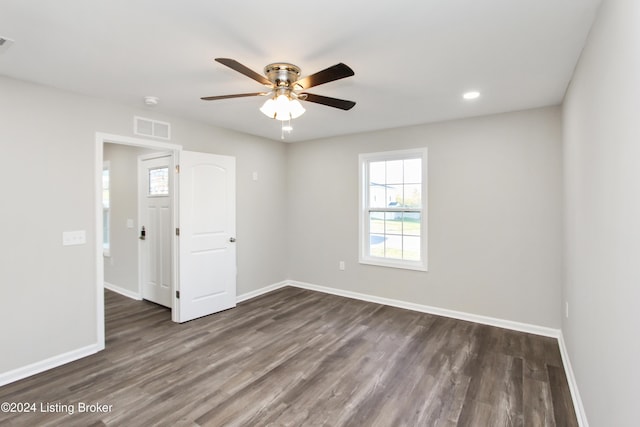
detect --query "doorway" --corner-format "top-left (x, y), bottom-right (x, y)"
top-left (95, 133), bottom-right (238, 350)
top-left (95, 133), bottom-right (181, 350)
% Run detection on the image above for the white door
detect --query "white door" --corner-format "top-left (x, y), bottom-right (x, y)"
top-left (139, 154), bottom-right (173, 308)
top-left (174, 151), bottom-right (236, 323)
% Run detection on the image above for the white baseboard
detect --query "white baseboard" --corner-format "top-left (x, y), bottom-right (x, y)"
top-left (0, 343), bottom-right (102, 387)
top-left (285, 280), bottom-right (560, 338)
top-left (557, 331), bottom-right (589, 427)
top-left (236, 281), bottom-right (289, 303)
top-left (104, 281), bottom-right (142, 300)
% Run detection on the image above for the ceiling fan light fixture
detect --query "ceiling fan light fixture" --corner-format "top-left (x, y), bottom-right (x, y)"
top-left (289, 99), bottom-right (306, 119)
top-left (260, 93), bottom-right (306, 121)
top-left (259, 98), bottom-right (277, 118)
top-left (274, 94), bottom-right (290, 117)
top-left (204, 58), bottom-right (355, 129)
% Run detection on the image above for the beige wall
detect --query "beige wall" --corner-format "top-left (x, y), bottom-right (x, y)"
top-left (563, 0), bottom-right (640, 425)
top-left (286, 106), bottom-right (563, 328)
top-left (0, 75), bottom-right (288, 375)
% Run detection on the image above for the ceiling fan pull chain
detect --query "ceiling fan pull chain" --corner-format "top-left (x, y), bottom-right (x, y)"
top-left (280, 117), bottom-right (294, 140)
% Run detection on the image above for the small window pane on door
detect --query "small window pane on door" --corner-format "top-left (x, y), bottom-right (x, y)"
top-left (149, 167), bottom-right (169, 196)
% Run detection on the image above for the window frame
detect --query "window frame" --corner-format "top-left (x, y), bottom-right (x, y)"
top-left (359, 147), bottom-right (428, 271)
top-left (102, 161), bottom-right (111, 257)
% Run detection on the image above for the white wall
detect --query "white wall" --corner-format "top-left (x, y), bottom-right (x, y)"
top-left (287, 106), bottom-right (563, 328)
top-left (562, 0), bottom-right (640, 425)
top-left (0, 75), bottom-right (288, 376)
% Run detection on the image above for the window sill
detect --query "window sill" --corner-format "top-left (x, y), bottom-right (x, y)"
top-left (359, 258), bottom-right (428, 272)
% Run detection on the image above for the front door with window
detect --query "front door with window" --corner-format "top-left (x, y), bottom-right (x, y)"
top-left (139, 154), bottom-right (173, 308)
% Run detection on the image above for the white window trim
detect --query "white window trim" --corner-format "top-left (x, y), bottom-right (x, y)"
top-left (102, 161), bottom-right (111, 257)
top-left (359, 147), bottom-right (428, 271)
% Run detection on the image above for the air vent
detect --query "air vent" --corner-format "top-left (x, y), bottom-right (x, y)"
top-left (134, 116), bottom-right (171, 140)
top-left (0, 36), bottom-right (15, 53)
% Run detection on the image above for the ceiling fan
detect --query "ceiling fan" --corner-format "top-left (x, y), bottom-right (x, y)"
top-left (201, 58), bottom-right (356, 122)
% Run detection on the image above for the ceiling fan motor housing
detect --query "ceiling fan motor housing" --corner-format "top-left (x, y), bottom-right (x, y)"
top-left (264, 63), bottom-right (301, 88)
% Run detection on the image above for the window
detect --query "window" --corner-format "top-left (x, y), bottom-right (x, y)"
top-left (102, 162), bottom-right (111, 256)
top-left (148, 167), bottom-right (169, 196)
top-left (359, 148), bottom-right (427, 271)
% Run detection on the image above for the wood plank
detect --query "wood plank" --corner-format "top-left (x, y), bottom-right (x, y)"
top-left (548, 364), bottom-right (579, 427)
top-left (524, 377), bottom-right (556, 426)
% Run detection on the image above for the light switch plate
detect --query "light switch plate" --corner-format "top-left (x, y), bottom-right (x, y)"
top-left (63, 230), bottom-right (86, 246)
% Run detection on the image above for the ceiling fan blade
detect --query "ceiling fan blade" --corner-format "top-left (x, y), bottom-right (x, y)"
top-left (300, 93), bottom-right (356, 110)
top-left (200, 92), bottom-right (267, 101)
top-left (215, 58), bottom-right (272, 87)
top-left (293, 63), bottom-right (354, 90)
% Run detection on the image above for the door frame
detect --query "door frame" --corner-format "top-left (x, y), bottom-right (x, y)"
top-left (94, 132), bottom-right (182, 350)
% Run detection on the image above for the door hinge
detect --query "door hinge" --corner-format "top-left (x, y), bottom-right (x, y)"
top-left (176, 290), bottom-right (180, 299)
top-left (175, 165), bottom-right (180, 173)
top-left (176, 227), bottom-right (180, 236)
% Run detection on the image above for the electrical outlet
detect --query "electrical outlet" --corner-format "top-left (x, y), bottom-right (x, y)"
top-left (339, 261), bottom-right (345, 271)
top-left (565, 302), bottom-right (569, 319)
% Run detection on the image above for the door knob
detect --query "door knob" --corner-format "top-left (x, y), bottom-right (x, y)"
top-left (229, 237), bottom-right (236, 243)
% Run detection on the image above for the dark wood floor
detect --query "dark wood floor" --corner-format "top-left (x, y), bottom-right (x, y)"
top-left (0, 287), bottom-right (577, 426)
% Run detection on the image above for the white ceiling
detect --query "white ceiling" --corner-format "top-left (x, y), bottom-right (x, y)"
top-left (0, 0), bottom-right (601, 142)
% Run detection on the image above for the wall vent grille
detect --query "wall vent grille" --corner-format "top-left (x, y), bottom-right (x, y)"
top-left (134, 116), bottom-right (171, 140)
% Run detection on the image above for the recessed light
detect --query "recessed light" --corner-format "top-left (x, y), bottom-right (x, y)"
top-left (463, 91), bottom-right (480, 100)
